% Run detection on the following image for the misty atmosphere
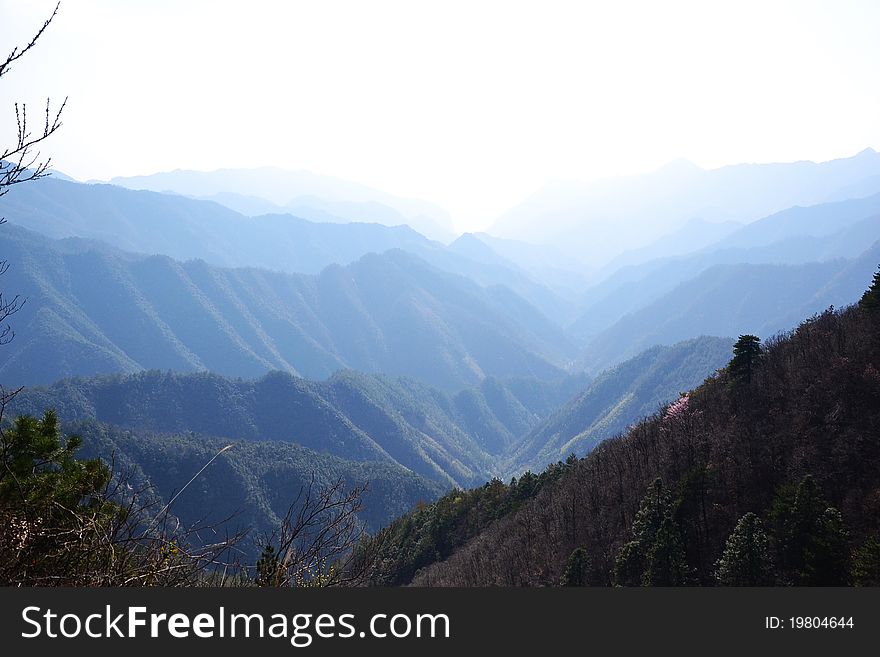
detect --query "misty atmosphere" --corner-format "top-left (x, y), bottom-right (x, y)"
top-left (1, 1), bottom-right (879, 589)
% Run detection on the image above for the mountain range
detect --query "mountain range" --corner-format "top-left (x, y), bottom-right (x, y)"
top-left (107, 167), bottom-right (456, 242)
top-left (2, 150), bottom-right (880, 586)
top-left (491, 148), bottom-right (880, 266)
top-left (0, 223), bottom-right (577, 390)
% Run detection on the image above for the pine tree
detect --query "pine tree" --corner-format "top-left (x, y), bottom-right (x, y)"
top-left (729, 334), bottom-right (762, 384)
top-left (0, 411), bottom-right (116, 584)
top-left (771, 475), bottom-right (850, 585)
top-left (859, 265), bottom-right (880, 313)
top-left (613, 478), bottom-right (689, 586)
top-left (255, 543), bottom-right (281, 586)
top-left (0, 410), bottom-right (110, 515)
top-left (805, 508), bottom-right (849, 586)
top-left (715, 512), bottom-right (774, 586)
top-left (851, 534), bottom-right (880, 586)
top-left (644, 516), bottom-right (690, 585)
top-left (560, 547), bottom-right (591, 586)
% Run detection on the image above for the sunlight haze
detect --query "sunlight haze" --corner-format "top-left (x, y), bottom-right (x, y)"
top-left (2, 0), bottom-right (879, 232)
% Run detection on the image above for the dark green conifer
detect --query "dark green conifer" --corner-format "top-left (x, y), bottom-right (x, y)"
top-left (851, 534), bottom-right (880, 586)
top-left (858, 265), bottom-right (880, 313)
top-left (729, 334), bottom-right (762, 384)
top-left (560, 547), bottom-right (591, 586)
top-left (715, 512), bottom-right (774, 586)
top-left (771, 476), bottom-right (849, 585)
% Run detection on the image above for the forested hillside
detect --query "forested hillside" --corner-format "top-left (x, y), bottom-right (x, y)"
top-left (509, 336), bottom-right (734, 472)
top-left (69, 420), bottom-right (444, 548)
top-left (359, 292), bottom-right (880, 586)
top-left (10, 369), bottom-right (588, 487)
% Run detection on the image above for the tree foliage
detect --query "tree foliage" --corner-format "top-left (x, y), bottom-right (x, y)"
top-left (729, 334), bottom-right (762, 385)
top-left (715, 512), bottom-right (774, 586)
top-left (859, 265), bottom-right (880, 313)
top-left (613, 478), bottom-right (690, 586)
top-left (851, 534), bottom-right (880, 586)
top-left (560, 547), bottom-right (591, 586)
top-left (770, 476), bottom-right (849, 585)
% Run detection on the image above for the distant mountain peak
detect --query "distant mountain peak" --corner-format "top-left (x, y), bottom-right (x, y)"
top-left (655, 158), bottom-right (703, 175)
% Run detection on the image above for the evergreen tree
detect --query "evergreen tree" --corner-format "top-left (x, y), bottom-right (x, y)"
top-left (0, 410), bottom-right (110, 518)
top-left (729, 334), bottom-right (762, 384)
top-left (851, 534), bottom-right (880, 586)
top-left (644, 516), bottom-right (690, 585)
top-left (613, 479), bottom-right (689, 586)
top-left (0, 411), bottom-right (115, 584)
top-left (771, 475), bottom-right (850, 585)
top-left (859, 265), bottom-right (880, 313)
top-left (805, 508), bottom-right (849, 586)
top-left (560, 547), bottom-right (591, 586)
top-left (613, 540), bottom-right (646, 587)
top-left (255, 544), bottom-right (281, 586)
top-left (715, 512), bottom-right (774, 586)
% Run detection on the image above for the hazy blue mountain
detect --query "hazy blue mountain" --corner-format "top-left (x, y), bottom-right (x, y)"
top-left (108, 167), bottom-right (456, 242)
top-left (198, 190), bottom-right (452, 242)
top-left (11, 369), bottom-right (586, 487)
top-left (454, 232), bottom-right (593, 300)
top-left (196, 191), bottom-right (283, 216)
top-left (578, 241), bottom-right (880, 372)
top-left (600, 217), bottom-right (741, 274)
top-left (507, 336), bottom-right (734, 474)
top-left (570, 195), bottom-right (880, 340)
top-left (0, 225), bottom-right (574, 390)
top-left (490, 148), bottom-right (880, 266)
top-left (0, 176), bottom-right (443, 274)
top-left (0, 175), bottom-right (572, 323)
top-left (709, 191), bottom-right (880, 251)
top-left (44, 169), bottom-right (77, 182)
top-left (826, 173), bottom-right (880, 202)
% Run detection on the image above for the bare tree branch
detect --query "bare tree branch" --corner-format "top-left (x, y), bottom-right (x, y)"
top-left (256, 475), bottom-right (372, 587)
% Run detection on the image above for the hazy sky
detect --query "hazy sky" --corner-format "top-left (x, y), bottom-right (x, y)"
top-left (2, 0), bottom-right (879, 232)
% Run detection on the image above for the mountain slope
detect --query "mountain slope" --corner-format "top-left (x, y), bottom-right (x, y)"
top-left (68, 420), bottom-right (445, 562)
top-left (0, 176), bottom-right (570, 322)
top-left (509, 336), bottom-right (734, 473)
top-left (385, 298), bottom-right (880, 586)
top-left (108, 167), bottom-right (455, 242)
top-left (570, 194), bottom-right (880, 340)
top-left (9, 369), bottom-right (587, 487)
top-left (0, 226), bottom-right (574, 390)
top-left (0, 176), bottom-right (443, 274)
top-left (580, 242), bottom-right (880, 372)
top-left (491, 148), bottom-right (880, 266)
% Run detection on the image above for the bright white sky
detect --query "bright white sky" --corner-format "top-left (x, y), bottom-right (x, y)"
top-left (2, 0), bottom-right (879, 232)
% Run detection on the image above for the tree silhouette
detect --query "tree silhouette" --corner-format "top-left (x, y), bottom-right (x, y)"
top-left (0, 2), bottom-right (65, 196)
top-left (729, 334), bottom-right (762, 384)
top-left (859, 265), bottom-right (880, 313)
